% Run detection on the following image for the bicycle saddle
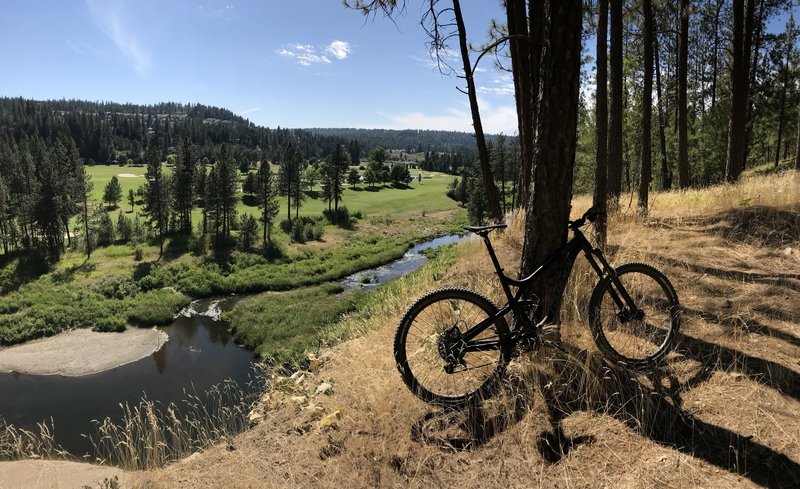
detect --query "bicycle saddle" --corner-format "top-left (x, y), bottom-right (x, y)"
top-left (464, 224), bottom-right (507, 236)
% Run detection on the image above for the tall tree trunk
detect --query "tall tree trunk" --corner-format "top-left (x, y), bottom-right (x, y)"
top-left (83, 195), bottom-right (91, 259)
top-left (607, 0), bottom-right (624, 203)
top-left (655, 31), bottom-right (671, 190)
top-left (795, 99), bottom-right (800, 170)
top-left (593, 0), bottom-right (609, 248)
top-left (677, 0), bottom-right (690, 188)
top-left (725, 0), bottom-right (755, 181)
top-left (510, 0), bottom-right (542, 208)
top-left (520, 0), bottom-right (582, 326)
top-left (452, 0), bottom-right (503, 223)
top-left (711, 0), bottom-right (723, 109)
top-left (774, 29), bottom-right (792, 168)
top-left (744, 0), bottom-right (764, 166)
top-left (507, 0), bottom-right (532, 209)
top-left (639, 0), bottom-right (654, 214)
top-left (63, 217), bottom-right (71, 247)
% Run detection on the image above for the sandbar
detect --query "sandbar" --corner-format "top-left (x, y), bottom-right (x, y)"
top-left (0, 328), bottom-right (168, 377)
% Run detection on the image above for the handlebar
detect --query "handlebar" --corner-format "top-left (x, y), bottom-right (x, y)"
top-left (568, 207), bottom-right (606, 230)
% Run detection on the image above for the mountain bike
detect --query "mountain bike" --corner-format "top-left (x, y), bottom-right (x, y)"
top-left (394, 208), bottom-right (681, 409)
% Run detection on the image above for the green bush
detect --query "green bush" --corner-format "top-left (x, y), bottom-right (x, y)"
top-left (92, 316), bottom-right (126, 333)
top-left (127, 289), bottom-right (190, 326)
top-left (280, 216), bottom-right (325, 243)
top-left (323, 206), bottom-right (354, 228)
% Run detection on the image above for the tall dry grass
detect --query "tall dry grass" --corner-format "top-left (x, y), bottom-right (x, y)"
top-left (86, 376), bottom-right (265, 470)
top-left (0, 417), bottom-right (69, 460)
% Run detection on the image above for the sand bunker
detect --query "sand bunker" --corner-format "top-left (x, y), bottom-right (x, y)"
top-left (116, 173), bottom-right (142, 178)
top-left (0, 328), bottom-right (168, 377)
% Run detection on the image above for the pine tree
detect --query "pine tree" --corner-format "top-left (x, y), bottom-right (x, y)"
top-left (143, 140), bottom-right (168, 257)
top-left (256, 161), bottom-right (280, 248)
top-left (103, 176), bottom-right (123, 209)
top-left (174, 137), bottom-right (196, 234)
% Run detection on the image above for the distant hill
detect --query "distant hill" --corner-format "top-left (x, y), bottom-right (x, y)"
top-left (0, 97), bottom-right (484, 168)
top-left (306, 128), bottom-right (483, 155)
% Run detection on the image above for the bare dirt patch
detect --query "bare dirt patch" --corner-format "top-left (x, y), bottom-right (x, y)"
top-left (0, 328), bottom-right (167, 376)
top-left (0, 460), bottom-right (127, 489)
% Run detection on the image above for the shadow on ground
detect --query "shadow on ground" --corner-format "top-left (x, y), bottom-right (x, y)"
top-left (413, 338), bottom-right (800, 488)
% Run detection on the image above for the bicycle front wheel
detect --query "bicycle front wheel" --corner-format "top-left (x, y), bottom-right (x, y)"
top-left (394, 288), bottom-right (511, 409)
top-left (588, 263), bottom-right (680, 370)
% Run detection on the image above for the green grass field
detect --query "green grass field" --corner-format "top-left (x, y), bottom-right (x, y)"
top-left (87, 165), bottom-right (459, 230)
top-left (1, 163), bottom-right (465, 353)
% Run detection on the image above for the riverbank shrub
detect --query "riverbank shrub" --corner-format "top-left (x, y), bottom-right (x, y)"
top-left (322, 206), bottom-right (354, 228)
top-left (280, 216), bottom-right (325, 243)
top-left (228, 284), bottom-right (364, 364)
top-left (127, 289), bottom-right (191, 326)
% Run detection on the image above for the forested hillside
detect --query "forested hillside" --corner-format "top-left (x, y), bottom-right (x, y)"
top-left (0, 98), bottom-right (345, 164)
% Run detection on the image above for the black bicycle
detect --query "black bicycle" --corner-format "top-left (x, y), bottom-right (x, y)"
top-left (394, 208), bottom-right (681, 408)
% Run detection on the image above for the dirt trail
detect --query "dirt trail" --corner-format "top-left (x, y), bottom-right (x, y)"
top-left (132, 206), bottom-right (800, 489)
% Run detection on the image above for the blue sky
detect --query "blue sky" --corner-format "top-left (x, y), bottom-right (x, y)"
top-left (1, 2), bottom-right (794, 133)
top-left (0, 0), bottom-right (517, 132)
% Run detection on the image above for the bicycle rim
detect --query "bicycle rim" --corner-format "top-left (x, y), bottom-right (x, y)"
top-left (396, 288), bottom-right (508, 406)
top-left (593, 266), bottom-right (678, 364)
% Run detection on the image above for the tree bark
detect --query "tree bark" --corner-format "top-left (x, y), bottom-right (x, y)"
top-left (506, 0), bottom-right (535, 209)
top-left (774, 26), bottom-right (792, 168)
top-left (744, 0), bottom-right (764, 166)
top-left (655, 31), bottom-right (671, 190)
top-left (639, 0), bottom-right (654, 214)
top-left (795, 99), bottom-right (800, 171)
top-left (452, 0), bottom-right (503, 223)
top-left (677, 0), bottom-right (690, 188)
top-left (520, 0), bottom-right (582, 325)
top-left (725, 0), bottom-right (755, 181)
top-left (593, 0), bottom-right (609, 248)
top-left (607, 0), bottom-right (624, 203)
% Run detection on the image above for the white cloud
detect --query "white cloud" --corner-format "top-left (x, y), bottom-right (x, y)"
top-left (86, 0), bottom-right (151, 75)
top-left (239, 107), bottom-right (261, 115)
top-left (196, 0), bottom-right (237, 20)
top-left (325, 41), bottom-right (350, 60)
top-left (369, 99), bottom-right (518, 134)
top-left (277, 40), bottom-right (351, 67)
top-left (477, 73), bottom-right (515, 96)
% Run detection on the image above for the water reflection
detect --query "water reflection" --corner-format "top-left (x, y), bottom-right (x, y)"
top-left (0, 299), bottom-right (256, 457)
top-left (340, 234), bottom-right (464, 290)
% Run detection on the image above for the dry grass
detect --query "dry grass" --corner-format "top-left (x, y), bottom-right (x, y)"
top-left (0, 418), bottom-right (69, 461)
top-left (134, 171), bottom-right (800, 488)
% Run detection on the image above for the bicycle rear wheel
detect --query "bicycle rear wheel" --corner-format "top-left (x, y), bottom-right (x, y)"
top-left (588, 263), bottom-right (680, 370)
top-left (394, 288), bottom-right (511, 409)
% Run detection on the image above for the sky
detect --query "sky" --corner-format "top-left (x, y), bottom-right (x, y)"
top-left (0, 1), bottom-right (795, 134)
top-left (0, 0), bottom-right (518, 133)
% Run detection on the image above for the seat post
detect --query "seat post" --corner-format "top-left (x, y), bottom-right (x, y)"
top-left (481, 233), bottom-right (515, 302)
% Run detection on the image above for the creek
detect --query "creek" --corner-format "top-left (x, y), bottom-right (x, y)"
top-left (0, 234), bottom-right (464, 456)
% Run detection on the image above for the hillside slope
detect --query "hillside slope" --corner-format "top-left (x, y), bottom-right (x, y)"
top-left (135, 171), bottom-right (800, 489)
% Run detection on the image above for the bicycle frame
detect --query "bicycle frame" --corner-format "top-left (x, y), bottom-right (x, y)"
top-left (459, 227), bottom-right (638, 353)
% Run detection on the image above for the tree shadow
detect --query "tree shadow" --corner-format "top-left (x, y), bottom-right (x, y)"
top-left (683, 304), bottom-right (800, 349)
top-left (133, 261), bottom-right (155, 281)
top-left (164, 234), bottom-right (190, 261)
top-left (0, 250), bottom-right (50, 293)
top-left (677, 331), bottom-right (800, 401)
top-left (410, 340), bottom-right (800, 486)
top-left (542, 345), bottom-right (800, 486)
top-left (50, 260), bottom-right (97, 285)
top-left (241, 194), bottom-right (259, 207)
